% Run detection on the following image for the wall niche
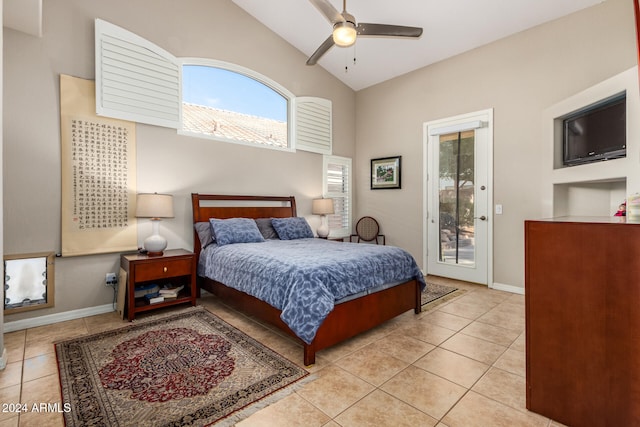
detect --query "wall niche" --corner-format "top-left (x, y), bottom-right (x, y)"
top-left (542, 67), bottom-right (639, 219)
top-left (552, 179), bottom-right (626, 218)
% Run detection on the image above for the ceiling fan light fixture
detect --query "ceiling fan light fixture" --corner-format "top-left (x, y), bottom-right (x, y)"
top-left (332, 21), bottom-right (357, 47)
top-left (306, 0), bottom-right (423, 65)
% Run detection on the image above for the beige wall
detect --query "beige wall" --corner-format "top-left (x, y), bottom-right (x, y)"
top-left (4, 0), bottom-right (637, 324)
top-left (354, 0), bottom-right (637, 289)
top-left (3, 0), bottom-right (356, 321)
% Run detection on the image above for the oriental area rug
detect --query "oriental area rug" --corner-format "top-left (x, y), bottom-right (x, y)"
top-left (421, 282), bottom-right (466, 308)
top-left (55, 307), bottom-right (309, 427)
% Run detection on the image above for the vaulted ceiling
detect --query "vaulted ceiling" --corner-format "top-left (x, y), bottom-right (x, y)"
top-left (2, 0), bottom-right (605, 91)
top-left (233, 0), bottom-right (604, 90)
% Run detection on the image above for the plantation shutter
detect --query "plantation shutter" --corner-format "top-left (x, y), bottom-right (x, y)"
top-left (323, 155), bottom-right (352, 238)
top-left (295, 97), bottom-right (332, 155)
top-left (95, 19), bottom-right (181, 129)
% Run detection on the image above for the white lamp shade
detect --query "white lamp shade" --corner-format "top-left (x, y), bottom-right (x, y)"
top-left (312, 198), bottom-right (335, 215)
top-left (136, 193), bottom-right (174, 219)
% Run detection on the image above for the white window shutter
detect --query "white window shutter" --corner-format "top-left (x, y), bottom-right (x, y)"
top-left (323, 155), bottom-right (352, 238)
top-left (95, 19), bottom-right (180, 129)
top-left (295, 97), bottom-right (332, 155)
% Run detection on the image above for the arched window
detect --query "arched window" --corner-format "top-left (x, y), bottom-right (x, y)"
top-left (95, 19), bottom-right (332, 154)
top-left (181, 61), bottom-right (292, 151)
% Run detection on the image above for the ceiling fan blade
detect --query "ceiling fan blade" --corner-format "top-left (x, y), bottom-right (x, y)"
top-left (356, 23), bottom-right (423, 38)
top-left (308, 0), bottom-right (344, 24)
top-left (306, 35), bottom-right (336, 65)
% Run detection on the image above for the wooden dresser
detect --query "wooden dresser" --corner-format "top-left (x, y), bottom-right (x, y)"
top-left (525, 217), bottom-right (640, 426)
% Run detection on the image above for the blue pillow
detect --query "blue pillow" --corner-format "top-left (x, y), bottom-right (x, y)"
top-left (209, 218), bottom-right (265, 246)
top-left (271, 217), bottom-right (314, 240)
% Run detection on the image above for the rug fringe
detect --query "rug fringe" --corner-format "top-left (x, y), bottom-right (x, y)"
top-left (134, 305), bottom-right (206, 322)
top-left (52, 306), bottom-right (207, 345)
top-left (421, 289), bottom-right (466, 311)
top-left (211, 374), bottom-right (317, 426)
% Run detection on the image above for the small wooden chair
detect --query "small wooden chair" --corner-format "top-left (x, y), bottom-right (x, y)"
top-left (350, 216), bottom-right (385, 245)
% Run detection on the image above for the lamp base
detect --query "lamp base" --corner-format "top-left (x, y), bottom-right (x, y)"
top-left (143, 220), bottom-right (168, 256)
top-left (146, 250), bottom-right (164, 257)
top-left (317, 215), bottom-right (330, 238)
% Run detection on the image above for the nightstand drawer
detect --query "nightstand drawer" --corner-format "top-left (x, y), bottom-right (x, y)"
top-left (134, 258), bottom-right (192, 282)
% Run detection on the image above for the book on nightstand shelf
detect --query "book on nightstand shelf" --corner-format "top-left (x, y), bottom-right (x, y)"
top-left (144, 292), bottom-right (165, 304)
top-left (159, 284), bottom-right (184, 298)
top-left (134, 283), bottom-right (160, 298)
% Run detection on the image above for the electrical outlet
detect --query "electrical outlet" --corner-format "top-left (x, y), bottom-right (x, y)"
top-left (106, 272), bottom-right (117, 287)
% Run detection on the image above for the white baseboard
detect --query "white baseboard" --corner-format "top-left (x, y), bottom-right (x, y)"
top-left (4, 304), bottom-right (116, 333)
top-left (490, 282), bottom-right (525, 295)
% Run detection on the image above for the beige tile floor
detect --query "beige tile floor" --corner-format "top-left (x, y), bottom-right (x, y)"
top-left (0, 276), bottom-right (569, 427)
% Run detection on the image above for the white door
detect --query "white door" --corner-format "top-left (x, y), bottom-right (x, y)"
top-left (423, 110), bottom-right (493, 285)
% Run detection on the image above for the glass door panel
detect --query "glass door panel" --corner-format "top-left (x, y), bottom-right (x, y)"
top-left (438, 130), bottom-right (475, 266)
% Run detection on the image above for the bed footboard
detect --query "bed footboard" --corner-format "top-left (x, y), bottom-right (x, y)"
top-left (201, 276), bottom-right (421, 365)
top-left (305, 278), bottom-right (420, 364)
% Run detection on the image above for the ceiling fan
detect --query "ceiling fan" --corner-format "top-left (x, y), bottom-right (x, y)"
top-left (306, 0), bottom-right (423, 65)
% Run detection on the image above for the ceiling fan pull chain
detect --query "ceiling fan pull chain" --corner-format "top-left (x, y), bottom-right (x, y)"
top-left (344, 46), bottom-right (350, 73)
top-left (344, 45), bottom-right (356, 73)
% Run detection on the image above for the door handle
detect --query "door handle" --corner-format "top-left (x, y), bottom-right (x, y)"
top-left (475, 215), bottom-right (487, 221)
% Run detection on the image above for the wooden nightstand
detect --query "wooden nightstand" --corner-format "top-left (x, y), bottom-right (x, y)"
top-left (120, 249), bottom-right (197, 321)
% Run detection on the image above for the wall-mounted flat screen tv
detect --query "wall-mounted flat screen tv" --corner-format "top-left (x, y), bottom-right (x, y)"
top-left (563, 93), bottom-right (626, 166)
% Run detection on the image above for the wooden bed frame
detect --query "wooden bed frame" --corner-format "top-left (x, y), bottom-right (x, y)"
top-left (191, 193), bottom-right (421, 365)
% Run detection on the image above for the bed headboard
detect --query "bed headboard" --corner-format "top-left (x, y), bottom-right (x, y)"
top-left (190, 193), bottom-right (297, 259)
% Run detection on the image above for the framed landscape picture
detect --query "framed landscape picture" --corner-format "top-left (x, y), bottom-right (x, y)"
top-left (371, 156), bottom-right (402, 189)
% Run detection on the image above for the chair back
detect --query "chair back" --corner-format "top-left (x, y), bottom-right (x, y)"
top-left (356, 216), bottom-right (380, 241)
top-left (351, 216), bottom-right (385, 244)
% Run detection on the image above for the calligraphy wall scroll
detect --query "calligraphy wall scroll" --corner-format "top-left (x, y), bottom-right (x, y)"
top-left (60, 74), bottom-right (138, 256)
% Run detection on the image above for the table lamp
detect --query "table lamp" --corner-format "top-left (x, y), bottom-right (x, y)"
top-left (312, 198), bottom-right (334, 238)
top-left (136, 193), bottom-right (174, 256)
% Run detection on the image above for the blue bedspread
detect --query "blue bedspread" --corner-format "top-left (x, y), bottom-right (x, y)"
top-left (199, 238), bottom-right (426, 344)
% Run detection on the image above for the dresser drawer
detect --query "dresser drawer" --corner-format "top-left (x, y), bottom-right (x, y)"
top-left (134, 258), bottom-right (192, 282)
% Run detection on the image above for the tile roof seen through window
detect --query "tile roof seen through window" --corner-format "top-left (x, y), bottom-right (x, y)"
top-left (182, 103), bottom-right (287, 148)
